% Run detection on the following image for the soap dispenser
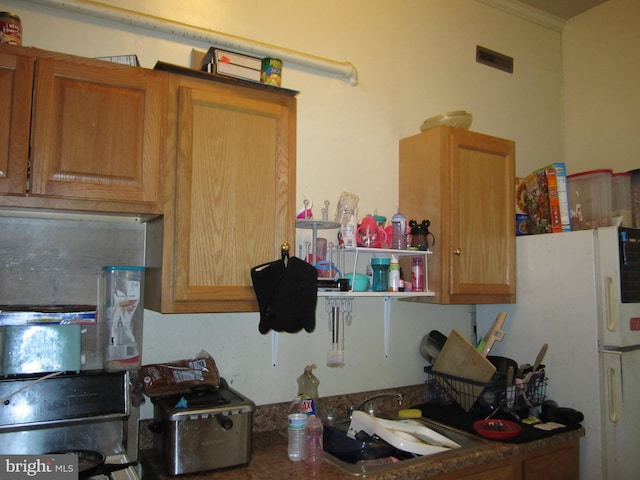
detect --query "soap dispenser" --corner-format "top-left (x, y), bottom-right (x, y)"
top-left (297, 364), bottom-right (320, 416)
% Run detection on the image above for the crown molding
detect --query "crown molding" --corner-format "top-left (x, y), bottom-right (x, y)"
top-left (476, 0), bottom-right (566, 32)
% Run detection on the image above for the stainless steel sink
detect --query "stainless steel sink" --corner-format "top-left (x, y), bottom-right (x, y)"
top-left (322, 416), bottom-right (487, 476)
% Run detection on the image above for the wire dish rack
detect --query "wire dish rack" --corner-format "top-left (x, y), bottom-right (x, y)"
top-left (423, 366), bottom-right (547, 416)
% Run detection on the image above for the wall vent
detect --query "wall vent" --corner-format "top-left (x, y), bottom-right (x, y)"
top-left (476, 46), bottom-right (513, 74)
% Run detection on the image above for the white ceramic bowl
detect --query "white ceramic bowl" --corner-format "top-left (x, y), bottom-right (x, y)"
top-left (420, 110), bottom-right (473, 132)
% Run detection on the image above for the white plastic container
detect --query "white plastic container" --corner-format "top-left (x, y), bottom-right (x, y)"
top-left (612, 172), bottom-right (632, 226)
top-left (567, 169), bottom-right (612, 230)
top-left (102, 265), bottom-right (144, 371)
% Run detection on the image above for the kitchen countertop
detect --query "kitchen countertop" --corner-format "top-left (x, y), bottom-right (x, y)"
top-left (139, 427), bottom-right (584, 480)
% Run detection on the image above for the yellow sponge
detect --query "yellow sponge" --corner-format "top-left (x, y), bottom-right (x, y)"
top-left (397, 408), bottom-right (422, 419)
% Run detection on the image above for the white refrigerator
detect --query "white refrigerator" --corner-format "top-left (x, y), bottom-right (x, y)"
top-left (476, 226), bottom-right (640, 480)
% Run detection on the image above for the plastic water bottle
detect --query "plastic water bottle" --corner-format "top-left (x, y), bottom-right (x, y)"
top-left (288, 413), bottom-right (307, 462)
top-left (304, 415), bottom-right (324, 466)
top-left (340, 212), bottom-right (357, 248)
top-left (391, 211), bottom-right (407, 250)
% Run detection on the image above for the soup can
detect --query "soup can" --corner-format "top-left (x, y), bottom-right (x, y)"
top-left (0, 12), bottom-right (21, 45)
top-left (261, 57), bottom-right (282, 86)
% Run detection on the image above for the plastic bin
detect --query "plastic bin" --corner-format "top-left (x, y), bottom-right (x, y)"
top-left (612, 172), bottom-right (632, 226)
top-left (102, 266), bottom-right (145, 371)
top-left (567, 169), bottom-right (612, 230)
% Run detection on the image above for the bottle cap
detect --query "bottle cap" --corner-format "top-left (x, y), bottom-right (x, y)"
top-left (371, 257), bottom-right (391, 265)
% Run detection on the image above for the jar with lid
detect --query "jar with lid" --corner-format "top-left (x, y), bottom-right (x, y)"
top-left (0, 12), bottom-right (21, 45)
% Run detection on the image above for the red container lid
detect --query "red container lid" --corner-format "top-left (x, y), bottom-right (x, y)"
top-left (567, 169), bottom-right (613, 179)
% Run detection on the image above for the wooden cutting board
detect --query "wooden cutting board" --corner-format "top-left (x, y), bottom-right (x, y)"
top-left (432, 329), bottom-right (496, 411)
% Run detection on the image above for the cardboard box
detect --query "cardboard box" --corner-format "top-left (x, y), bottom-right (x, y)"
top-left (524, 163), bottom-right (572, 234)
top-left (525, 169), bottom-right (552, 234)
top-left (515, 177), bottom-right (529, 236)
top-left (545, 163), bottom-right (571, 232)
top-left (201, 47), bottom-right (261, 82)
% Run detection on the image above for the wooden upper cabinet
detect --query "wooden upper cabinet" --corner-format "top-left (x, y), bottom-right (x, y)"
top-left (400, 126), bottom-right (516, 304)
top-left (30, 56), bottom-right (165, 211)
top-left (0, 44), bottom-right (166, 215)
top-left (0, 46), bottom-right (35, 195)
top-left (145, 71), bottom-right (296, 313)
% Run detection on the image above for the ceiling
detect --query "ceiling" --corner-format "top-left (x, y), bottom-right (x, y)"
top-left (515, 0), bottom-right (608, 20)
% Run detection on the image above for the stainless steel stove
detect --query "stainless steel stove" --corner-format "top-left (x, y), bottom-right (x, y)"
top-left (0, 371), bottom-right (140, 480)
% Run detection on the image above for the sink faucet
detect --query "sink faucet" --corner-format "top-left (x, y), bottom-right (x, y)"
top-left (348, 392), bottom-right (403, 418)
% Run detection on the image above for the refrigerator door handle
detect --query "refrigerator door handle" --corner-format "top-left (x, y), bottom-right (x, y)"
top-left (607, 366), bottom-right (618, 423)
top-left (604, 276), bottom-right (617, 333)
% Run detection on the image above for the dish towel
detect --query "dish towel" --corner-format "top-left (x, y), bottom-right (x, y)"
top-left (251, 250), bottom-right (317, 334)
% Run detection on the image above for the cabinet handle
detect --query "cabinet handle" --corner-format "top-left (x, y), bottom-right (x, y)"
top-left (453, 248), bottom-right (462, 255)
top-left (605, 276), bottom-right (616, 332)
top-left (608, 366), bottom-right (618, 423)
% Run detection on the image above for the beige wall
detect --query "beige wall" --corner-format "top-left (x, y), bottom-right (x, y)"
top-left (3, 0), bottom-right (618, 414)
top-left (563, 0), bottom-right (640, 174)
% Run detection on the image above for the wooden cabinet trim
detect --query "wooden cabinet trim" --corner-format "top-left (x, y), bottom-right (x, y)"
top-left (0, 48), bottom-right (35, 196)
top-left (0, 44), bottom-right (167, 216)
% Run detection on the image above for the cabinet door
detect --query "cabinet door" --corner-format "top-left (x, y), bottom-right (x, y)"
top-left (399, 126), bottom-right (515, 304)
top-left (449, 129), bottom-right (515, 303)
top-left (152, 80), bottom-right (295, 313)
top-left (0, 47), bottom-right (34, 195)
top-left (29, 56), bottom-right (165, 211)
top-left (429, 460), bottom-right (517, 480)
top-left (522, 443), bottom-right (579, 480)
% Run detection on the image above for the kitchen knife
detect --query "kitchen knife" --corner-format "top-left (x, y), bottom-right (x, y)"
top-left (476, 312), bottom-right (507, 356)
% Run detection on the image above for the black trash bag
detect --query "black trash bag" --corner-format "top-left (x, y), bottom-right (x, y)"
top-left (251, 252), bottom-right (317, 334)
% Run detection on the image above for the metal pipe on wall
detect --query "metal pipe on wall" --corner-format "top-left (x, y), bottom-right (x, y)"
top-left (24, 0), bottom-right (360, 86)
